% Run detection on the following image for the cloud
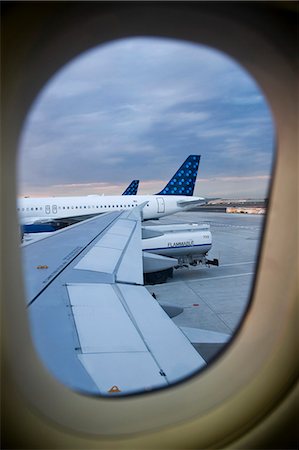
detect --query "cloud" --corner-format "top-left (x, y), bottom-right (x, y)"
top-left (197, 175), bottom-right (271, 198)
top-left (230, 95), bottom-right (264, 105)
top-left (18, 37), bottom-right (274, 198)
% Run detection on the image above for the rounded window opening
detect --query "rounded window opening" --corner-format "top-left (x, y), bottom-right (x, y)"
top-left (17, 37), bottom-right (275, 397)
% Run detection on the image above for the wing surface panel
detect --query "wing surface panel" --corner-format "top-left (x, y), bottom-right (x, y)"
top-left (67, 283), bottom-right (148, 353)
top-left (73, 216), bottom-right (143, 284)
top-left (116, 216), bottom-right (143, 284)
top-left (180, 327), bottom-right (230, 344)
top-left (118, 284), bottom-right (206, 383)
top-left (22, 212), bottom-right (121, 304)
top-left (74, 247), bottom-right (122, 274)
top-left (78, 353), bottom-right (168, 394)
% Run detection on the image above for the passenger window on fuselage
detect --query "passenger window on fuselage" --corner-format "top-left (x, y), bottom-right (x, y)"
top-left (17, 36), bottom-right (274, 398)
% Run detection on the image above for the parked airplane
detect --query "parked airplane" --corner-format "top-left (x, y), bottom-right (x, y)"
top-left (18, 155), bottom-right (205, 232)
top-left (19, 178), bottom-right (139, 233)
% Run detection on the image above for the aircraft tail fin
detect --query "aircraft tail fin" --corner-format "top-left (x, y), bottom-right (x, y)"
top-left (122, 180), bottom-right (139, 195)
top-left (156, 155), bottom-right (201, 196)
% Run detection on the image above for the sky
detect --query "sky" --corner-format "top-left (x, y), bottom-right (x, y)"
top-left (17, 37), bottom-right (275, 199)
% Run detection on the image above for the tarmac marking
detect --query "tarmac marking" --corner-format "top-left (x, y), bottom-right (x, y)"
top-left (188, 272), bottom-right (254, 282)
top-left (220, 261), bottom-right (255, 267)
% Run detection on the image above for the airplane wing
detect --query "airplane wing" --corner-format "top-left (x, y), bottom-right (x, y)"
top-left (22, 205), bottom-right (206, 396)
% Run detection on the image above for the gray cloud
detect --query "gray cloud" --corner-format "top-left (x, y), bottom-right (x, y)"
top-left (18, 37), bottom-right (274, 198)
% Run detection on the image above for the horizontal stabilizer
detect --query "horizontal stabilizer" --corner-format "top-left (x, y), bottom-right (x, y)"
top-left (177, 198), bottom-right (206, 208)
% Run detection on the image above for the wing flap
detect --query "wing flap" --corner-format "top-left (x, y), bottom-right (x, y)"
top-left (118, 284), bottom-right (206, 384)
top-left (67, 283), bottom-right (147, 353)
top-left (73, 216), bottom-right (143, 284)
top-left (116, 217), bottom-right (143, 284)
top-left (74, 247), bottom-right (122, 274)
top-left (180, 327), bottom-right (230, 344)
top-left (67, 282), bottom-right (205, 393)
top-left (78, 353), bottom-right (168, 394)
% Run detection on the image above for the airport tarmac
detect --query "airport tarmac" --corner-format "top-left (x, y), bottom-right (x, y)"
top-left (145, 211), bottom-right (265, 363)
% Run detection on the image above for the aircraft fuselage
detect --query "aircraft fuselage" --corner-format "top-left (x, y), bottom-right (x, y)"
top-left (18, 194), bottom-right (204, 225)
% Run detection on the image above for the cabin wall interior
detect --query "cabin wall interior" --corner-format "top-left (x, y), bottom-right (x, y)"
top-left (1, 3), bottom-right (297, 449)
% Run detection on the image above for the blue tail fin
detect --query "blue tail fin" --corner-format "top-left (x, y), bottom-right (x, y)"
top-left (156, 155), bottom-right (201, 196)
top-left (122, 180), bottom-right (139, 195)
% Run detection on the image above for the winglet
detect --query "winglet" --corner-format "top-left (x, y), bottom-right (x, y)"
top-left (156, 155), bottom-right (201, 196)
top-left (122, 180), bottom-right (139, 195)
top-left (124, 201), bottom-right (148, 220)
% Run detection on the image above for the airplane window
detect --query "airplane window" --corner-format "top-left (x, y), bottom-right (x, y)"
top-left (17, 36), bottom-right (274, 398)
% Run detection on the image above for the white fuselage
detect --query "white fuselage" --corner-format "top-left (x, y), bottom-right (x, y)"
top-left (18, 194), bottom-right (204, 225)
